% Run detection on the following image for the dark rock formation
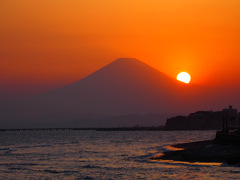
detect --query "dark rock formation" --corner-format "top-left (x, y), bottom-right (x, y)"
top-left (151, 140), bottom-right (240, 165)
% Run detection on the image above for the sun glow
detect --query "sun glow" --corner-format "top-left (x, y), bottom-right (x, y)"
top-left (177, 72), bottom-right (191, 84)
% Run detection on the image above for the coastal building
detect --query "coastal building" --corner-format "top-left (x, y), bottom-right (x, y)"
top-left (222, 105), bottom-right (240, 134)
top-left (215, 105), bottom-right (240, 143)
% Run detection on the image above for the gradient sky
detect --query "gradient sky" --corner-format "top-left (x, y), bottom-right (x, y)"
top-left (1, 0), bottom-right (240, 98)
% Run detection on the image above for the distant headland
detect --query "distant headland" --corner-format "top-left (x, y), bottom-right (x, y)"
top-left (1, 106), bottom-right (239, 131)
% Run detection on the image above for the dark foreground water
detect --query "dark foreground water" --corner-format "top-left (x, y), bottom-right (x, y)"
top-left (0, 130), bottom-right (239, 179)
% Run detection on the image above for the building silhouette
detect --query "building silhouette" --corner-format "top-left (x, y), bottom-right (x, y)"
top-left (215, 105), bottom-right (240, 143)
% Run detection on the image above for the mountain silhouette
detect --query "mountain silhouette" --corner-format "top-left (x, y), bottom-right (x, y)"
top-left (1, 58), bottom-right (238, 128)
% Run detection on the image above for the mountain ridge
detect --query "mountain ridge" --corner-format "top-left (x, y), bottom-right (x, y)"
top-left (0, 58), bottom-right (238, 128)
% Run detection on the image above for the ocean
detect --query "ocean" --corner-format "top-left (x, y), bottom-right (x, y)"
top-left (0, 130), bottom-right (239, 179)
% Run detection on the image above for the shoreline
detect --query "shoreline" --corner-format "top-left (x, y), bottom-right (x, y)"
top-left (150, 140), bottom-right (240, 165)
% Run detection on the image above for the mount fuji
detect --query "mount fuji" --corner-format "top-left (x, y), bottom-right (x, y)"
top-left (0, 58), bottom-right (238, 128)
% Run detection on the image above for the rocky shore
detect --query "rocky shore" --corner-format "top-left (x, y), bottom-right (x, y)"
top-left (151, 140), bottom-right (240, 165)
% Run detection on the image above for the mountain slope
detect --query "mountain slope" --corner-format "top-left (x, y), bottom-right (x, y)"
top-left (1, 58), bottom-right (238, 128)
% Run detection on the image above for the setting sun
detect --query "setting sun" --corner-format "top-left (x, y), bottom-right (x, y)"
top-left (177, 72), bottom-right (191, 84)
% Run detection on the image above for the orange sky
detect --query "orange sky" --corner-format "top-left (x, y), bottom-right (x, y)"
top-left (1, 0), bottom-right (240, 98)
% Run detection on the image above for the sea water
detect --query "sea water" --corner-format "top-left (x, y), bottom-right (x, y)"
top-left (0, 130), bottom-right (239, 179)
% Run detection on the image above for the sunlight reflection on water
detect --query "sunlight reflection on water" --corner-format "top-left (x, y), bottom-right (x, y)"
top-left (0, 130), bottom-right (239, 179)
